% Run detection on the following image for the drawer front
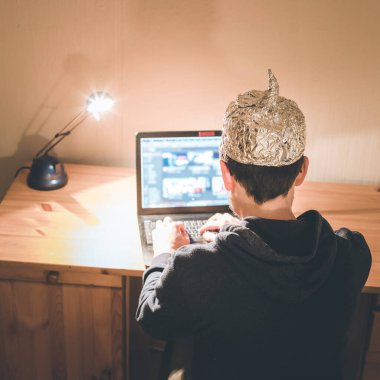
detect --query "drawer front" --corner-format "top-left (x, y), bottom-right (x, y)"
top-left (0, 262), bottom-right (122, 288)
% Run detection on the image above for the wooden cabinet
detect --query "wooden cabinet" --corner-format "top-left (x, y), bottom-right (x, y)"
top-left (0, 264), bottom-right (125, 380)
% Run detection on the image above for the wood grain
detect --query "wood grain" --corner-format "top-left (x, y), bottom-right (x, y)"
top-left (0, 164), bottom-right (145, 275)
top-left (48, 284), bottom-right (67, 380)
top-left (0, 278), bottom-right (123, 380)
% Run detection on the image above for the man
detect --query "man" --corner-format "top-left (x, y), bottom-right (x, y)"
top-left (136, 70), bottom-right (371, 380)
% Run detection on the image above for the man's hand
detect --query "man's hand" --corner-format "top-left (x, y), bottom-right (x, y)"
top-left (199, 213), bottom-right (240, 242)
top-left (152, 217), bottom-right (190, 257)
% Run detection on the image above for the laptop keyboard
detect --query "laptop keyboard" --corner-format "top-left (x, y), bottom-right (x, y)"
top-left (143, 219), bottom-right (207, 245)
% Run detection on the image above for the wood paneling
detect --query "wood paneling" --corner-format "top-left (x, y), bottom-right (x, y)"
top-left (0, 279), bottom-right (123, 380)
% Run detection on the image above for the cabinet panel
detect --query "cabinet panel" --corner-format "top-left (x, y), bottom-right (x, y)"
top-left (0, 280), bottom-right (53, 379)
top-left (363, 309), bottom-right (380, 379)
top-left (0, 279), bottom-right (123, 380)
top-left (63, 285), bottom-right (123, 379)
top-left (368, 311), bottom-right (380, 354)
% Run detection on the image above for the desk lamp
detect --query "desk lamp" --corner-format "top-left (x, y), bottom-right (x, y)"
top-left (26, 91), bottom-right (114, 190)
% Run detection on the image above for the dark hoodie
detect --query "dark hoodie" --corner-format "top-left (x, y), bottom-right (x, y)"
top-left (136, 210), bottom-right (371, 380)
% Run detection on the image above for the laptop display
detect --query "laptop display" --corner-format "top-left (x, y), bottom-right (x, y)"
top-left (136, 131), bottom-right (229, 215)
top-left (136, 130), bottom-right (230, 264)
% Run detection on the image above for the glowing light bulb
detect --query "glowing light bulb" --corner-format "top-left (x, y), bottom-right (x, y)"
top-left (86, 91), bottom-right (114, 120)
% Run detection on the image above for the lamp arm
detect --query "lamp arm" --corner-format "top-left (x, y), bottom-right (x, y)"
top-left (35, 111), bottom-right (90, 158)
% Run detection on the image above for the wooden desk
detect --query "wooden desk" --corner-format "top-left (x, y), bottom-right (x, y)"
top-left (0, 164), bottom-right (146, 380)
top-left (0, 164), bottom-right (379, 380)
top-left (0, 164), bottom-right (144, 275)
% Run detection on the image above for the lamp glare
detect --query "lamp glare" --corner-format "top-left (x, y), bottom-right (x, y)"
top-left (86, 92), bottom-right (114, 119)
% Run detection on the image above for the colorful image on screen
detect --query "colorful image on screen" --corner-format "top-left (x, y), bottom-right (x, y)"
top-left (140, 135), bottom-right (229, 209)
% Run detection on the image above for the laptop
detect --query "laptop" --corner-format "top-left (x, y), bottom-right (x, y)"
top-left (136, 130), bottom-right (230, 265)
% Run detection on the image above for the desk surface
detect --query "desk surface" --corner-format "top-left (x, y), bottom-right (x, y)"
top-left (0, 164), bottom-right (379, 289)
top-left (0, 164), bottom-right (145, 276)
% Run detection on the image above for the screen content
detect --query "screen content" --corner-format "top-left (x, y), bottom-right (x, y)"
top-left (140, 135), bottom-right (229, 209)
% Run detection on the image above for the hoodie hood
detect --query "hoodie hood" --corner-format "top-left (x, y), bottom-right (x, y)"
top-left (215, 210), bottom-right (337, 303)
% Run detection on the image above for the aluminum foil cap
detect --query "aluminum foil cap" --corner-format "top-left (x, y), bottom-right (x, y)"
top-left (220, 70), bottom-right (306, 166)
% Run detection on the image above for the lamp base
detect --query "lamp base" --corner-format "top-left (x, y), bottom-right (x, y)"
top-left (27, 155), bottom-right (68, 190)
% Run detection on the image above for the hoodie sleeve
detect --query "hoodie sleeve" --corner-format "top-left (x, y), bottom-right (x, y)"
top-left (135, 249), bottom-right (195, 340)
top-left (335, 228), bottom-right (372, 289)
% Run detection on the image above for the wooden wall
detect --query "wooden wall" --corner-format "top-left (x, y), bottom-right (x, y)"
top-left (0, 0), bottom-right (379, 200)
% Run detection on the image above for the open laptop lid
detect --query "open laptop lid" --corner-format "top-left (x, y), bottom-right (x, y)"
top-left (136, 130), bottom-right (230, 215)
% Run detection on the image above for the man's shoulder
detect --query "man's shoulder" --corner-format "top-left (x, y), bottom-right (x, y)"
top-left (334, 228), bottom-right (371, 256)
top-left (334, 228), bottom-right (372, 287)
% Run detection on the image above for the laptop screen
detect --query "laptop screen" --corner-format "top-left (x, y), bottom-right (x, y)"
top-left (136, 131), bottom-right (229, 213)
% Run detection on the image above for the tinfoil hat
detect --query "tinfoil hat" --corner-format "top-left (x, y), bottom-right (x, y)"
top-left (220, 70), bottom-right (306, 167)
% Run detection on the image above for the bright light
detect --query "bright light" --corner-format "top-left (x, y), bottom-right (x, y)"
top-left (86, 91), bottom-right (114, 120)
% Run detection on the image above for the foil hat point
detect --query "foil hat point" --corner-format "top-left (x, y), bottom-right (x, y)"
top-left (265, 69), bottom-right (279, 113)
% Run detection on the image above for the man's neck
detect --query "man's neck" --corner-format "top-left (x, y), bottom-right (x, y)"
top-left (233, 186), bottom-right (296, 221)
top-left (240, 203), bottom-right (296, 220)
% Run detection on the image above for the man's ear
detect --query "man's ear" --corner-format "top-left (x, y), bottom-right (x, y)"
top-left (220, 160), bottom-right (235, 191)
top-left (295, 156), bottom-right (309, 187)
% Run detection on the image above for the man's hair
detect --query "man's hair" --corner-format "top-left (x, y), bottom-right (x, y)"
top-left (224, 155), bottom-right (305, 205)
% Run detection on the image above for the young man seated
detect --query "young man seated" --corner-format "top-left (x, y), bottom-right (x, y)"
top-left (136, 70), bottom-right (371, 380)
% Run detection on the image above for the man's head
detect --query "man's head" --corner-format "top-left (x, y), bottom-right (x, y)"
top-left (220, 70), bottom-right (308, 207)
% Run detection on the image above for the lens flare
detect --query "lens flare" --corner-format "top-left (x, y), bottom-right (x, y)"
top-left (86, 92), bottom-right (114, 119)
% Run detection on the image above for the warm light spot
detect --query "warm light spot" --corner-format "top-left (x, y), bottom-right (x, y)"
top-left (86, 91), bottom-right (114, 120)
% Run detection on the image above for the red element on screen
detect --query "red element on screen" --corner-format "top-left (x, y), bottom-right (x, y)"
top-left (198, 131), bottom-right (215, 137)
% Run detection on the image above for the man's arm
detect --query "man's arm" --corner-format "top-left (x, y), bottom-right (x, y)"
top-left (136, 250), bottom-right (196, 340)
top-left (136, 214), bottom-right (240, 339)
top-left (136, 217), bottom-right (195, 340)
